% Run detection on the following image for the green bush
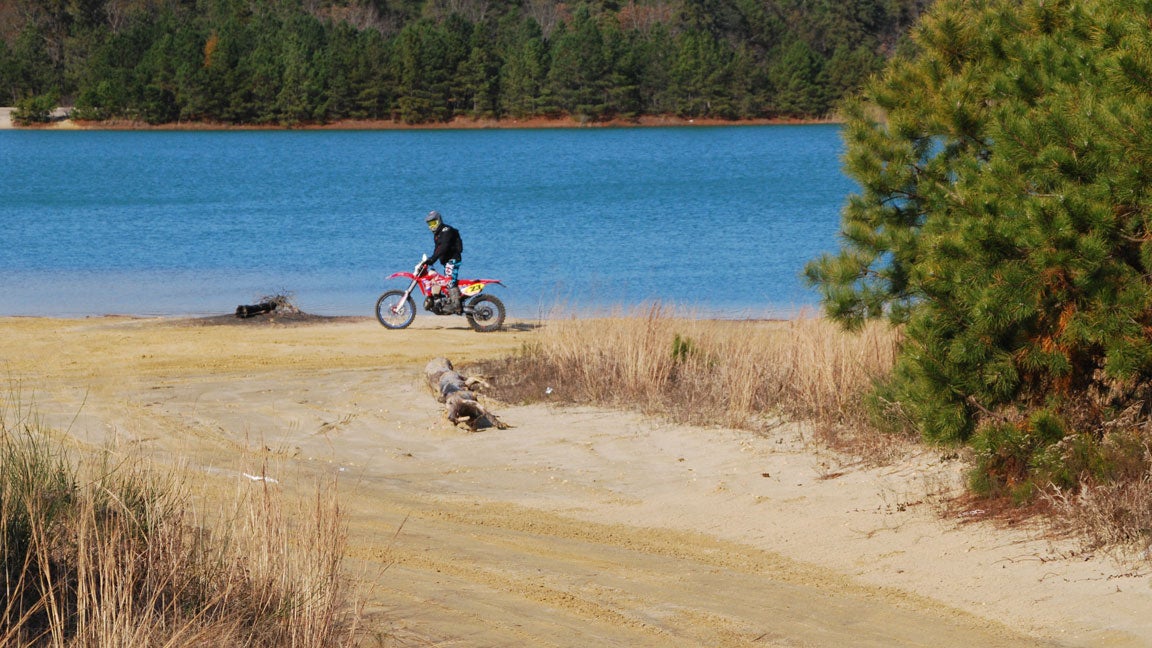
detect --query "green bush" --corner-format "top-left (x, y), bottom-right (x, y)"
top-left (11, 93), bottom-right (58, 124)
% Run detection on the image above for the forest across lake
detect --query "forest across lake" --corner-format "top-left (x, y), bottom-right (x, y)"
top-left (0, 0), bottom-right (930, 127)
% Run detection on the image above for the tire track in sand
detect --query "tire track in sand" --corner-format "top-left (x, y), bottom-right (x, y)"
top-left (343, 488), bottom-right (1055, 648)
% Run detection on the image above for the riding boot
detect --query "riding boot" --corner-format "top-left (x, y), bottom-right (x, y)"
top-left (447, 286), bottom-right (463, 314)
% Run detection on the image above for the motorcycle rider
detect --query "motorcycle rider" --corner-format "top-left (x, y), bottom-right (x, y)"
top-left (424, 210), bottom-right (464, 313)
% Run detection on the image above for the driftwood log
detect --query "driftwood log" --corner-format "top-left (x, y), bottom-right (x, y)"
top-left (235, 301), bottom-right (278, 318)
top-left (424, 357), bottom-right (508, 431)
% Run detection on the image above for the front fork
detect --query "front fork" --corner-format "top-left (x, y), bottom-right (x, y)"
top-left (395, 278), bottom-right (420, 314)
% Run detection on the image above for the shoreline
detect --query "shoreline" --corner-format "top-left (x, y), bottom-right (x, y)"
top-left (0, 107), bottom-right (839, 131)
top-left (0, 311), bottom-right (792, 327)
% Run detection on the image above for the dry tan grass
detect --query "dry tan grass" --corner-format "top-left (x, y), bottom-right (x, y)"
top-left (1, 403), bottom-right (359, 648)
top-left (476, 306), bottom-right (910, 461)
top-left (476, 308), bottom-right (1152, 558)
top-left (1044, 442), bottom-right (1152, 562)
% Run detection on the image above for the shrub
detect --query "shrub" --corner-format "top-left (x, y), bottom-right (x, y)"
top-left (11, 93), bottom-right (58, 124)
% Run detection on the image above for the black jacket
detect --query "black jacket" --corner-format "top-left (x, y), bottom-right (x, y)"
top-left (429, 222), bottom-right (463, 265)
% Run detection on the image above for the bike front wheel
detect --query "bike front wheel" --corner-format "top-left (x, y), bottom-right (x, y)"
top-left (376, 290), bottom-right (416, 329)
top-left (465, 294), bottom-right (505, 332)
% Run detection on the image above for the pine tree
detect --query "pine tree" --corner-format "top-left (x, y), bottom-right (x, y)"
top-left (274, 12), bottom-right (330, 124)
top-left (769, 38), bottom-right (827, 117)
top-left (806, 0), bottom-right (1152, 498)
top-left (545, 6), bottom-right (609, 120)
top-left (457, 18), bottom-right (502, 118)
top-left (668, 29), bottom-right (733, 118)
top-left (499, 17), bottom-right (548, 118)
top-left (0, 40), bottom-right (14, 104)
top-left (395, 19), bottom-right (456, 123)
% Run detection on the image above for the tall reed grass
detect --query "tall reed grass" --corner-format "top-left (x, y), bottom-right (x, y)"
top-left (1, 401), bottom-right (359, 647)
top-left (477, 306), bottom-right (906, 457)
top-left (480, 307), bottom-right (1152, 558)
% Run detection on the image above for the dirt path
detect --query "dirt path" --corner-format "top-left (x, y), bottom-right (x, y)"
top-left (2, 316), bottom-right (1149, 647)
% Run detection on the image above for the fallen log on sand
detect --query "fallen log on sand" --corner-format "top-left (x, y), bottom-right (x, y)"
top-left (424, 357), bottom-right (508, 431)
top-left (235, 302), bottom-right (278, 318)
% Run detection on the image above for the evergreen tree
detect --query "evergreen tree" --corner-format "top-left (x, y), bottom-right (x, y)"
top-left (812, 0), bottom-right (884, 56)
top-left (599, 18), bottom-right (640, 118)
top-left (729, 42), bottom-right (770, 118)
top-left (669, 29), bottom-right (733, 118)
top-left (823, 43), bottom-right (882, 105)
top-left (498, 17), bottom-right (548, 118)
top-left (632, 22), bottom-right (674, 115)
top-left (441, 12), bottom-right (474, 116)
top-left (71, 13), bottom-right (156, 120)
top-left (730, 0), bottom-right (785, 54)
top-left (395, 19), bottom-right (455, 122)
top-left (322, 21), bottom-right (358, 120)
top-left (769, 38), bottom-right (827, 116)
top-left (806, 0), bottom-right (1152, 498)
top-left (678, 0), bottom-right (743, 41)
top-left (274, 12), bottom-right (330, 124)
top-left (457, 18), bottom-right (502, 118)
top-left (135, 31), bottom-right (183, 124)
top-left (0, 40), bottom-right (14, 104)
top-left (546, 6), bottom-right (610, 119)
top-left (326, 22), bottom-right (394, 120)
top-left (8, 23), bottom-right (60, 98)
top-left (181, 12), bottom-right (250, 122)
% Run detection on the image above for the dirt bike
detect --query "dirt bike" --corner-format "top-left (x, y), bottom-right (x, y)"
top-left (376, 256), bottom-right (506, 332)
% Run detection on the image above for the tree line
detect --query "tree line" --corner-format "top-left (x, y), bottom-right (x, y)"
top-left (0, 0), bottom-right (930, 125)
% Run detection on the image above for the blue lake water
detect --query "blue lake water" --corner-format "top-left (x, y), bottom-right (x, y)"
top-left (0, 125), bottom-right (852, 319)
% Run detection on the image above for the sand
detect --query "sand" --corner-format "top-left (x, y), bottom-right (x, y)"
top-left (1, 314), bottom-right (1149, 647)
top-left (0, 105), bottom-right (830, 131)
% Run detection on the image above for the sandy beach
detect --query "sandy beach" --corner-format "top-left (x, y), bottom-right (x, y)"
top-left (0, 106), bottom-right (78, 129)
top-left (0, 105), bottom-right (832, 131)
top-left (1, 314), bottom-right (1148, 647)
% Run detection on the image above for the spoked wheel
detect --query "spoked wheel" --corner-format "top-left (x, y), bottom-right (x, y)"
top-left (376, 290), bottom-right (416, 329)
top-left (465, 294), bottom-right (505, 332)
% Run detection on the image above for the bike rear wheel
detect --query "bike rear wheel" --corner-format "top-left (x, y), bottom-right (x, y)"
top-left (376, 290), bottom-right (416, 329)
top-left (466, 294), bottom-right (505, 332)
